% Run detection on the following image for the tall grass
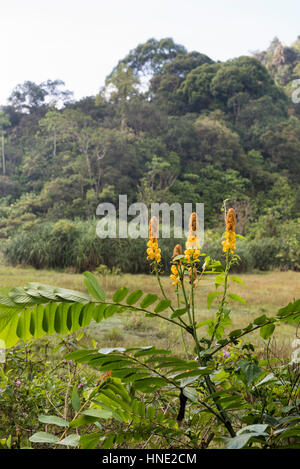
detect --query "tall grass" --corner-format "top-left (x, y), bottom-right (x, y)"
top-left (1, 219), bottom-right (299, 272)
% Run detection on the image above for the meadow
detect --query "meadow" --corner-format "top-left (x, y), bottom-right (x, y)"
top-left (1, 263), bottom-right (298, 358)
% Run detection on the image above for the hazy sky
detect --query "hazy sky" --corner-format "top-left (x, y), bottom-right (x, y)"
top-left (1, 0), bottom-right (300, 105)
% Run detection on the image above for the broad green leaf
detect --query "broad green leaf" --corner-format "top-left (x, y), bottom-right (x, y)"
top-left (238, 360), bottom-right (262, 386)
top-left (255, 373), bottom-right (276, 387)
top-left (29, 432), bottom-right (59, 444)
top-left (237, 424), bottom-right (268, 436)
top-left (54, 286), bottom-right (91, 303)
top-left (230, 276), bottom-right (245, 285)
top-left (228, 293), bottom-right (246, 305)
top-left (182, 386), bottom-right (198, 403)
top-left (82, 409), bottom-right (112, 419)
top-left (253, 315), bottom-right (268, 325)
top-left (260, 323), bottom-right (275, 340)
top-left (224, 433), bottom-right (258, 449)
top-left (83, 272), bottom-right (106, 301)
top-left (277, 299), bottom-right (300, 317)
top-left (58, 434), bottom-right (80, 447)
top-left (207, 291), bottom-right (222, 309)
top-left (215, 273), bottom-right (225, 288)
top-left (38, 415), bottom-right (69, 427)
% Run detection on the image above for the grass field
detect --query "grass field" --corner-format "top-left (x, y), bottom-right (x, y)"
top-left (1, 264), bottom-right (299, 358)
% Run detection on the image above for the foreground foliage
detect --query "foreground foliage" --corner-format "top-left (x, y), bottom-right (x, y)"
top-left (0, 209), bottom-right (299, 449)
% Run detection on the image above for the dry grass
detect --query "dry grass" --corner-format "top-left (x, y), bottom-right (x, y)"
top-left (0, 264), bottom-right (299, 357)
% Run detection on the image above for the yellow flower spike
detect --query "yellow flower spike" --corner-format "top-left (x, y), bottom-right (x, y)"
top-left (170, 243), bottom-right (183, 287)
top-left (147, 216), bottom-right (161, 265)
top-left (172, 244), bottom-right (182, 258)
top-left (184, 213), bottom-right (201, 264)
top-left (222, 208), bottom-right (237, 253)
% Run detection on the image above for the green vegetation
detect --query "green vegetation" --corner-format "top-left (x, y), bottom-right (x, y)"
top-left (0, 215), bottom-right (299, 449)
top-left (0, 36), bottom-right (299, 272)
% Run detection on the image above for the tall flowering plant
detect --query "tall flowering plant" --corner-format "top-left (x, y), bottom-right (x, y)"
top-left (2, 204), bottom-right (300, 449)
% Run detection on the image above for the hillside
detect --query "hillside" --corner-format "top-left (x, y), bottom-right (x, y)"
top-left (0, 37), bottom-right (299, 271)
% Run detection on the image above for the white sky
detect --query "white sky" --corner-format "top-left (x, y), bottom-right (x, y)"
top-left (1, 0), bottom-right (300, 105)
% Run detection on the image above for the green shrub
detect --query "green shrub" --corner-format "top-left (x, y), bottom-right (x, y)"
top-left (1, 220), bottom-right (299, 273)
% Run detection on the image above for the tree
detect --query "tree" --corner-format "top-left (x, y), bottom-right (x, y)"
top-left (8, 80), bottom-right (73, 113)
top-left (98, 65), bottom-right (140, 131)
top-left (179, 63), bottom-right (221, 112)
top-left (138, 154), bottom-right (179, 205)
top-left (192, 115), bottom-right (247, 171)
top-left (0, 111), bottom-right (11, 175)
top-left (149, 52), bottom-right (213, 114)
top-left (115, 37), bottom-right (187, 78)
top-left (260, 118), bottom-right (300, 180)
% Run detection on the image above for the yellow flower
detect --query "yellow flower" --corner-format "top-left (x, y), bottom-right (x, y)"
top-left (222, 208), bottom-right (237, 253)
top-left (184, 213), bottom-right (201, 262)
top-left (170, 244), bottom-right (182, 287)
top-left (147, 216), bottom-right (161, 264)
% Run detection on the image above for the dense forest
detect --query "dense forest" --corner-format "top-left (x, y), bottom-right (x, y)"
top-left (0, 36), bottom-right (299, 272)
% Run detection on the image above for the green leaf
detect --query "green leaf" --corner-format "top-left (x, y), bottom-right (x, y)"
top-left (133, 377), bottom-right (167, 391)
top-left (172, 255), bottom-right (184, 262)
top-left (207, 291), bottom-right (222, 309)
top-left (224, 433), bottom-right (258, 449)
top-left (58, 434), bottom-right (80, 447)
top-left (81, 409), bottom-right (112, 419)
top-left (104, 304), bottom-right (119, 318)
top-left (140, 294), bottom-right (158, 309)
top-left (71, 384), bottom-right (81, 412)
top-left (79, 432), bottom-right (102, 449)
top-left (238, 360), bottom-right (262, 386)
top-left (260, 323), bottom-right (275, 340)
top-left (126, 290), bottom-right (143, 305)
top-left (229, 329), bottom-right (242, 338)
top-left (237, 424), bottom-right (268, 436)
top-left (29, 432), bottom-right (59, 444)
top-left (38, 415), bottom-right (69, 427)
top-left (230, 276), bottom-right (245, 285)
top-left (83, 272), bottom-right (106, 301)
top-left (113, 287), bottom-right (129, 303)
top-left (254, 373), bottom-right (276, 387)
top-left (182, 386), bottom-right (198, 403)
top-left (170, 307), bottom-right (187, 319)
top-left (54, 286), bottom-right (91, 303)
top-left (277, 299), bottom-right (300, 317)
top-left (154, 299), bottom-right (171, 313)
top-left (276, 426), bottom-right (300, 440)
top-left (215, 273), bottom-right (225, 288)
top-left (228, 293), bottom-right (246, 305)
top-left (253, 315), bottom-right (268, 325)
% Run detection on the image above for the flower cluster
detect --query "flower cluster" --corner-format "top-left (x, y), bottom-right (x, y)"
top-left (170, 244), bottom-right (182, 286)
top-left (147, 216), bottom-right (161, 263)
top-left (184, 212), bottom-right (201, 262)
top-left (170, 264), bottom-right (180, 286)
top-left (222, 208), bottom-right (236, 253)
